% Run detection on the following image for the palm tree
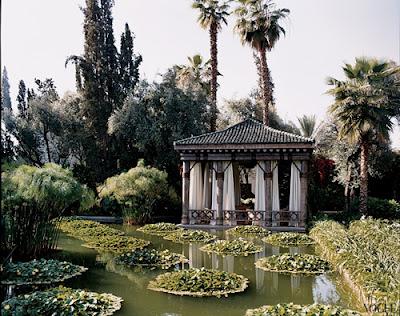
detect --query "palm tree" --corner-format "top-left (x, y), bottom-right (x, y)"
top-left (327, 57), bottom-right (400, 215)
top-left (235, 0), bottom-right (289, 126)
top-left (192, 0), bottom-right (231, 132)
top-left (297, 114), bottom-right (316, 138)
top-left (175, 54), bottom-right (210, 93)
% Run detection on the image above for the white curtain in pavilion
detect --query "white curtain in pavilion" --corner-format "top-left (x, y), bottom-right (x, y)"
top-left (272, 161), bottom-right (280, 212)
top-left (223, 162), bottom-right (235, 210)
top-left (255, 161), bottom-right (266, 211)
top-left (233, 163), bottom-right (241, 206)
top-left (189, 162), bottom-right (203, 210)
top-left (289, 161), bottom-right (301, 213)
top-left (211, 162), bottom-right (218, 210)
top-left (202, 163), bottom-right (211, 209)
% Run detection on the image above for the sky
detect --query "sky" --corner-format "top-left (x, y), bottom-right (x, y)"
top-left (2, 0), bottom-right (400, 147)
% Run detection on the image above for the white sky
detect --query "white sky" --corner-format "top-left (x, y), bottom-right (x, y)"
top-left (2, 0), bottom-right (400, 147)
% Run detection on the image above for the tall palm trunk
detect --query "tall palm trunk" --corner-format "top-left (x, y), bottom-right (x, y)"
top-left (209, 21), bottom-right (218, 132)
top-left (359, 140), bottom-right (369, 215)
top-left (259, 46), bottom-right (271, 126)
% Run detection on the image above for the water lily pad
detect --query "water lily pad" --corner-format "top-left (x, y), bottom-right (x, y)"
top-left (262, 232), bottom-right (314, 246)
top-left (1, 286), bottom-right (122, 316)
top-left (245, 303), bottom-right (361, 316)
top-left (1, 259), bottom-right (87, 285)
top-left (83, 235), bottom-right (150, 253)
top-left (226, 225), bottom-right (270, 237)
top-left (164, 229), bottom-right (217, 243)
top-left (200, 239), bottom-right (262, 256)
top-left (137, 222), bottom-right (182, 236)
top-left (115, 248), bottom-right (187, 269)
top-left (255, 253), bottom-right (331, 275)
top-left (148, 268), bottom-right (248, 297)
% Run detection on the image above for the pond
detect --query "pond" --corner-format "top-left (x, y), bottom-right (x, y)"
top-left (36, 226), bottom-right (358, 315)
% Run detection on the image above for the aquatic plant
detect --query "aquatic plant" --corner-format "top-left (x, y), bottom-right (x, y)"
top-left (1, 286), bottom-right (122, 316)
top-left (245, 303), bottom-right (361, 316)
top-left (200, 239), bottom-right (262, 256)
top-left (164, 229), bottom-right (217, 243)
top-left (83, 235), bottom-right (150, 253)
top-left (137, 222), bottom-right (182, 236)
top-left (226, 225), bottom-right (270, 237)
top-left (262, 232), bottom-right (314, 246)
top-left (255, 253), bottom-right (330, 274)
top-left (60, 219), bottom-right (124, 241)
top-left (310, 219), bottom-right (400, 310)
top-left (148, 268), bottom-right (248, 297)
top-left (1, 259), bottom-right (87, 285)
top-left (115, 248), bottom-right (187, 269)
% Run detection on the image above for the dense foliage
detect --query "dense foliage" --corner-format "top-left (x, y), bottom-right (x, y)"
top-left (226, 225), bottom-right (270, 237)
top-left (98, 161), bottom-right (178, 224)
top-left (262, 232), bottom-right (314, 246)
top-left (255, 253), bottom-right (331, 274)
top-left (83, 235), bottom-right (150, 253)
top-left (1, 164), bottom-right (94, 259)
top-left (137, 223), bottom-right (182, 236)
top-left (310, 219), bottom-right (400, 309)
top-left (164, 229), bottom-right (217, 243)
top-left (200, 239), bottom-right (262, 256)
top-left (1, 259), bottom-right (87, 285)
top-left (245, 303), bottom-right (361, 316)
top-left (148, 268), bottom-right (248, 297)
top-left (1, 286), bottom-right (122, 316)
top-left (115, 248), bottom-right (187, 269)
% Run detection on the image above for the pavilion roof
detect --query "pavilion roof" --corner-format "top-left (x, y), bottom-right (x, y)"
top-left (174, 118), bottom-right (314, 150)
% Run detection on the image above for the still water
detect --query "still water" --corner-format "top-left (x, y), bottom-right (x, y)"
top-left (55, 226), bottom-right (357, 316)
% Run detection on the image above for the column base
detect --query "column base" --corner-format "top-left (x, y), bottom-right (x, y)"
top-left (181, 216), bottom-right (189, 225)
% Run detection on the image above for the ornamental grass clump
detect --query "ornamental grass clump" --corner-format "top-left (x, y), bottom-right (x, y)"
top-left (310, 219), bottom-right (400, 310)
top-left (245, 303), bottom-right (361, 316)
top-left (137, 222), bottom-right (182, 236)
top-left (83, 235), bottom-right (150, 253)
top-left (262, 232), bottom-right (314, 246)
top-left (148, 267), bottom-right (248, 297)
top-left (115, 248), bottom-right (187, 269)
top-left (1, 286), bottom-right (122, 316)
top-left (164, 229), bottom-right (217, 243)
top-left (200, 239), bottom-right (262, 256)
top-left (226, 225), bottom-right (270, 237)
top-left (1, 259), bottom-right (87, 285)
top-left (255, 253), bottom-right (331, 275)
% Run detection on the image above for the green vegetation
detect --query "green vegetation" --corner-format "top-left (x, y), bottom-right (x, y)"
top-left (148, 268), bottom-right (248, 297)
top-left (262, 232), bottom-right (314, 246)
top-left (137, 222), bottom-right (182, 236)
top-left (200, 239), bottom-right (262, 256)
top-left (226, 225), bottom-right (270, 237)
top-left (1, 259), bottom-right (87, 285)
top-left (1, 286), bottom-right (122, 316)
top-left (1, 164), bottom-right (94, 259)
top-left (255, 253), bottom-right (330, 275)
top-left (115, 249), bottom-right (187, 270)
top-left (164, 229), bottom-right (217, 243)
top-left (310, 219), bottom-right (400, 308)
top-left (98, 160), bottom-right (178, 224)
top-left (83, 235), bottom-right (149, 253)
top-left (245, 303), bottom-right (361, 316)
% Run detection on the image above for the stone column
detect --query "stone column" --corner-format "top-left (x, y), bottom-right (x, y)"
top-left (181, 160), bottom-right (190, 225)
top-left (265, 161), bottom-right (272, 227)
top-left (299, 160), bottom-right (309, 227)
top-left (216, 161), bottom-right (224, 225)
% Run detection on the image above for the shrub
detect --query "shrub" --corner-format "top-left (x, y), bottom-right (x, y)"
top-left (1, 163), bottom-right (95, 259)
top-left (351, 197), bottom-right (400, 219)
top-left (98, 160), bottom-right (178, 224)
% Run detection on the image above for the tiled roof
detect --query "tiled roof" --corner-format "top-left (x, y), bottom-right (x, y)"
top-left (174, 118), bottom-right (314, 147)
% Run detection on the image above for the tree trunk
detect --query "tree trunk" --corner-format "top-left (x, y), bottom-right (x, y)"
top-left (43, 125), bottom-right (52, 163)
top-left (359, 140), bottom-right (369, 215)
top-left (259, 47), bottom-right (271, 126)
top-left (209, 22), bottom-right (218, 132)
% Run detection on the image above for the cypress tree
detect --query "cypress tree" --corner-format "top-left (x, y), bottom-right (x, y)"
top-left (1, 67), bottom-right (12, 111)
top-left (17, 80), bottom-right (28, 118)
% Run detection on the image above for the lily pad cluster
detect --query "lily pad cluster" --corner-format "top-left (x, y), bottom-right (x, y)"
top-left (262, 232), bottom-right (314, 246)
top-left (84, 235), bottom-right (150, 253)
top-left (200, 239), bottom-right (262, 256)
top-left (226, 225), bottom-right (270, 237)
top-left (255, 253), bottom-right (331, 274)
top-left (164, 229), bottom-right (217, 243)
top-left (137, 222), bottom-right (182, 236)
top-left (148, 267), bottom-right (248, 297)
top-left (1, 259), bottom-right (87, 285)
top-left (245, 303), bottom-right (361, 316)
top-left (1, 286), bottom-right (123, 316)
top-left (115, 248), bottom-right (187, 269)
